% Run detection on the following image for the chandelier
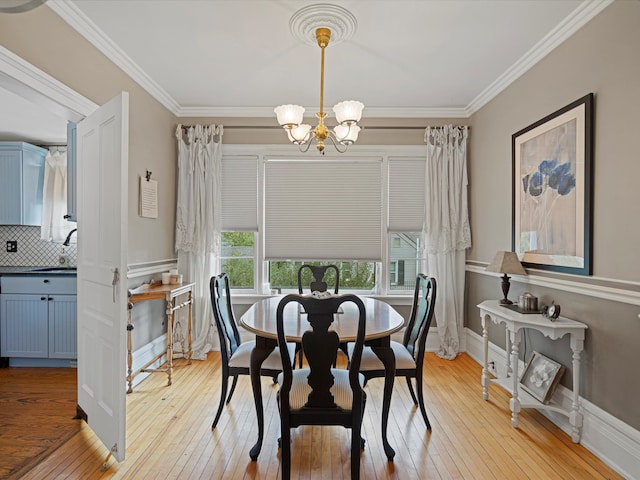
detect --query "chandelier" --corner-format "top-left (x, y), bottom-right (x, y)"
top-left (275, 12), bottom-right (364, 154)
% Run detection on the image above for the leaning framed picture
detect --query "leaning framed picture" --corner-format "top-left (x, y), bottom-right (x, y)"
top-left (512, 93), bottom-right (594, 275)
top-left (520, 351), bottom-right (566, 404)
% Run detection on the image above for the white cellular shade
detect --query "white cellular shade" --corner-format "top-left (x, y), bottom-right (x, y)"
top-left (388, 156), bottom-right (426, 232)
top-left (264, 158), bottom-right (383, 261)
top-left (221, 155), bottom-right (258, 231)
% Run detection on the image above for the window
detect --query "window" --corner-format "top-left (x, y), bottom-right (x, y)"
top-left (220, 232), bottom-right (255, 289)
top-left (388, 233), bottom-right (421, 291)
top-left (387, 156), bottom-right (426, 292)
top-left (220, 146), bottom-right (426, 295)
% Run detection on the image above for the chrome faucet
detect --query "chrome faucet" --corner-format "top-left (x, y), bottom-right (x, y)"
top-left (63, 228), bottom-right (77, 246)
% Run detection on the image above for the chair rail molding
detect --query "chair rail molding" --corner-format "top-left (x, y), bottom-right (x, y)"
top-left (127, 259), bottom-right (178, 279)
top-left (466, 263), bottom-right (640, 307)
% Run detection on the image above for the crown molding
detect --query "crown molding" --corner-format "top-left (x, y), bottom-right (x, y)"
top-left (48, 0), bottom-right (614, 120)
top-left (466, 0), bottom-right (615, 115)
top-left (0, 44), bottom-right (97, 120)
top-left (47, 0), bottom-right (181, 115)
top-left (176, 105), bottom-right (469, 119)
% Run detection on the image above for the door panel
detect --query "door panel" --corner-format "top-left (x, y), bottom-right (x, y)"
top-left (76, 92), bottom-right (128, 462)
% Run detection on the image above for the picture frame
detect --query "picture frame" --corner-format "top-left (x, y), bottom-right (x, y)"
top-left (519, 351), bottom-right (565, 404)
top-left (512, 93), bottom-right (594, 275)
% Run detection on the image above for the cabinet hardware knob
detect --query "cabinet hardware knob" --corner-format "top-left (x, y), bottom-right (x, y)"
top-left (43, 279), bottom-right (50, 283)
top-left (41, 296), bottom-right (46, 300)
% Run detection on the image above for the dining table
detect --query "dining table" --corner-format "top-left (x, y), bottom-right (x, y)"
top-left (239, 295), bottom-right (405, 461)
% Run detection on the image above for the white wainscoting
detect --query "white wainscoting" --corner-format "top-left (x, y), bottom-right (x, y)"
top-left (465, 328), bottom-right (640, 480)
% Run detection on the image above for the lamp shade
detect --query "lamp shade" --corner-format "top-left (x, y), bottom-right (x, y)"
top-left (333, 124), bottom-right (360, 144)
top-left (486, 251), bottom-right (527, 275)
top-left (275, 104), bottom-right (305, 127)
top-left (287, 124), bottom-right (312, 143)
top-left (333, 100), bottom-right (364, 124)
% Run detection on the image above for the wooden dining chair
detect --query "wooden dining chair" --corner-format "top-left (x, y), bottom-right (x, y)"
top-left (209, 273), bottom-right (296, 429)
top-left (297, 264), bottom-right (340, 295)
top-left (348, 274), bottom-right (437, 428)
top-left (296, 264), bottom-right (342, 366)
top-left (275, 293), bottom-right (367, 480)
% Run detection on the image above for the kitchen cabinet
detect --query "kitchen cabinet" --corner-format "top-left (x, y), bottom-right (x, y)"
top-left (0, 142), bottom-right (46, 225)
top-left (0, 275), bottom-right (77, 360)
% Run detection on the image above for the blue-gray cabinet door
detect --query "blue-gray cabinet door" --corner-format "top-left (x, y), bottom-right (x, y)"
top-left (0, 293), bottom-right (49, 357)
top-left (48, 294), bottom-right (77, 359)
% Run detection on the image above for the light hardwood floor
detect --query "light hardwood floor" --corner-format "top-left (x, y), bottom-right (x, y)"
top-left (19, 352), bottom-right (622, 479)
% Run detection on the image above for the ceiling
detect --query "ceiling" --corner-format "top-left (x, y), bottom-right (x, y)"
top-left (2, 0), bottom-right (610, 144)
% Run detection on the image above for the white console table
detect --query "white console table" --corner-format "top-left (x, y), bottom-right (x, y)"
top-left (478, 300), bottom-right (588, 443)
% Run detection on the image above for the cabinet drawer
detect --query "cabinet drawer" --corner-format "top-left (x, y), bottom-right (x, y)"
top-left (1, 275), bottom-right (77, 295)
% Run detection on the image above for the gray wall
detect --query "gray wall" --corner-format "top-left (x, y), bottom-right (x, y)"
top-left (467, 0), bottom-right (640, 430)
top-left (0, 6), bottom-right (178, 266)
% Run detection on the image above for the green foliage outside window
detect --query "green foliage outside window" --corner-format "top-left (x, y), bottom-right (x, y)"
top-left (221, 232), bottom-right (254, 289)
top-left (270, 261), bottom-right (375, 291)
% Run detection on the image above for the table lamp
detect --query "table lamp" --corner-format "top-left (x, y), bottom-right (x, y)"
top-left (485, 251), bottom-right (527, 304)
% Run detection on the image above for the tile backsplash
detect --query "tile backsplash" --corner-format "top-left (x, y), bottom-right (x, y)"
top-left (0, 225), bottom-right (77, 266)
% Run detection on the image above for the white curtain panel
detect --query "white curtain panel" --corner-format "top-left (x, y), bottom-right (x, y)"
top-left (175, 124), bottom-right (223, 360)
top-left (422, 125), bottom-right (471, 359)
top-left (40, 148), bottom-right (74, 243)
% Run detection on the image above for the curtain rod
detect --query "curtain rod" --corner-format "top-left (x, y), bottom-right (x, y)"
top-left (179, 124), bottom-right (469, 131)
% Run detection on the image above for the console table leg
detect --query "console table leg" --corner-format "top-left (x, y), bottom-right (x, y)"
top-left (509, 329), bottom-right (521, 428)
top-left (166, 298), bottom-right (174, 386)
top-left (570, 337), bottom-right (585, 443)
top-left (481, 316), bottom-right (490, 400)
top-left (187, 290), bottom-right (193, 365)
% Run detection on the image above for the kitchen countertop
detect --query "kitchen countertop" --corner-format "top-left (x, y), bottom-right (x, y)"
top-left (0, 266), bottom-right (77, 275)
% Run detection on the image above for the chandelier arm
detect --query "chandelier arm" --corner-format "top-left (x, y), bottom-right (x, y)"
top-left (298, 140), bottom-right (313, 153)
top-left (326, 132), bottom-right (348, 153)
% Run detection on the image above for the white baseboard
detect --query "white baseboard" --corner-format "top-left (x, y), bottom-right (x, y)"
top-left (129, 334), bottom-right (168, 389)
top-left (465, 328), bottom-right (640, 480)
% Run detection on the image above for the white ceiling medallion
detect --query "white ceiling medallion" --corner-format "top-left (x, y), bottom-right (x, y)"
top-left (289, 4), bottom-right (358, 47)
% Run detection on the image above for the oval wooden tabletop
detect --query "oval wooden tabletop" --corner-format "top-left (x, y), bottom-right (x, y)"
top-left (240, 295), bottom-right (404, 342)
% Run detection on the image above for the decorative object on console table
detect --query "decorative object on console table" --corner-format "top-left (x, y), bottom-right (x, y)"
top-left (512, 93), bottom-right (594, 275)
top-left (520, 351), bottom-right (565, 404)
top-left (485, 251), bottom-right (527, 305)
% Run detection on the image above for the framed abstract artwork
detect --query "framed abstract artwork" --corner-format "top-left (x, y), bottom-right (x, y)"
top-left (512, 93), bottom-right (594, 275)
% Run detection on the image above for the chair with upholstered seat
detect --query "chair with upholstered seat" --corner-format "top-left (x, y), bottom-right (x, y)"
top-left (295, 264), bottom-right (341, 366)
top-left (297, 264), bottom-right (340, 295)
top-left (348, 274), bottom-right (436, 428)
top-left (276, 293), bottom-right (367, 480)
top-left (209, 273), bottom-right (296, 429)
